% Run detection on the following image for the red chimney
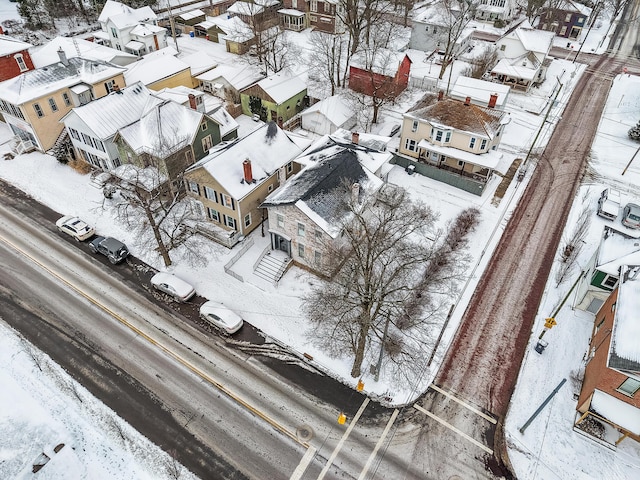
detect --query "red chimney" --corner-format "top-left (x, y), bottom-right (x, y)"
top-left (352, 132), bottom-right (359, 144)
top-left (188, 93), bottom-right (197, 110)
top-left (243, 159), bottom-right (253, 183)
top-left (488, 93), bottom-right (498, 109)
top-left (464, 96), bottom-right (471, 106)
top-left (437, 90), bottom-right (444, 101)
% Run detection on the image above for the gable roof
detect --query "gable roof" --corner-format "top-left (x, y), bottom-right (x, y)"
top-left (187, 122), bottom-right (303, 199)
top-left (498, 23), bottom-right (554, 55)
top-left (0, 34), bottom-right (32, 57)
top-left (117, 100), bottom-right (204, 158)
top-left (228, 1), bottom-right (264, 16)
top-left (30, 36), bottom-right (137, 68)
top-left (98, 0), bottom-right (132, 23)
top-left (0, 57), bottom-right (125, 104)
top-left (130, 23), bottom-right (166, 36)
top-left (124, 50), bottom-right (190, 86)
top-left (609, 266), bottom-right (640, 374)
top-left (61, 82), bottom-right (152, 139)
top-left (596, 226), bottom-right (640, 276)
top-left (349, 49), bottom-right (410, 76)
top-left (301, 95), bottom-right (355, 129)
top-left (196, 62), bottom-right (264, 91)
top-left (406, 94), bottom-right (509, 139)
top-left (450, 76), bottom-right (511, 107)
top-left (263, 140), bottom-right (385, 237)
top-left (249, 71), bottom-right (307, 104)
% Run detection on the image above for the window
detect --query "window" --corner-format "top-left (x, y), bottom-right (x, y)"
top-left (286, 162), bottom-right (293, 173)
top-left (314, 250), bottom-right (322, 264)
top-left (188, 180), bottom-right (200, 194)
top-left (411, 120), bottom-right (418, 132)
top-left (594, 318), bottom-right (605, 334)
top-left (48, 98), bottom-right (58, 112)
top-left (268, 184), bottom-right (273, 192)
top-left (617, 377), bottom-right (640, 397)
top-left (111, 27), bottom-right (118, 38)
top-left (315, 229), bottom-right (322, 241)
top-left (277, 213), bottom-right (284, 228)
top-left (565, 13), bottom-right (572, 22)
top-left (578, 17), bottom-right (584, 24)
top-left (559, 26), bottom-right (567, 36)
top-left (435, 130), bottom-right (443, 141)
top-left (201, 120), bottom-right (207, 131)
top-left (68, 128), bottom-right (80, 141)
top-left (62, 92), bottom-right (71, 106)
top-left (469, 137), bottom-right (476, 149)
top-left (480, 139), bottom-right (487, 150)
top-left (104, 80), bottom-right (116, 93)
top-left (457, 160), bottom-right (465, 167)
top-left (204, 186), bottom-right (218, 202)
top-left (224, 214), bottom-right (237, 229)
top-left (404, 138), bottom-right (417, 152)
top-left (324, 1), bottom-right (330, 12)
top-left (500, 44), bottom-right (506, 51)
top-left (202, 135), bottom-right (213, 152)
top-left (292, 0), bottom-right (297, 7)
top-left (33, 103), bottom-right (44, 118)
top-left (244, 213), bottom-right (251, 227)
top-left (445, 131), bottom-right (451, 143)
top-left (298, 243), bottom-right (305, 258)
top-left (432, 27), bottom-right (437, 34)
top-left (14, 54), bottom-right (28, 72)
top-left (310, 0), bottom-right (317, 12)
top-left (298, 222), bottom-right (305, 236)
top-left (207, 208), bottom-right (220, 222)
top-left (221, 193), bottom-right (234, 209)
top-left (602, 275), bottom-right (618, 289)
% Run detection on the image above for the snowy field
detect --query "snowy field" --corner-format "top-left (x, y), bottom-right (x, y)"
top-left (0, 4), bottom-right (639, 479)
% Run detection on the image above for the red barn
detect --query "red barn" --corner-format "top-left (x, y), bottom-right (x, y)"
top-left (0, 34), bottom-right (35, 82)
top-left (348, 50), bottom-right (412, 99)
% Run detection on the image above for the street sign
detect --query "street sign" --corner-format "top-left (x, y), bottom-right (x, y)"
top-left (544, 317), bottom-right (557, 329)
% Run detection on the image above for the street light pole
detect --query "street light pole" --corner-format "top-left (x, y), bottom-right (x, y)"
top-left (374, 314), bottom-right (390, 382)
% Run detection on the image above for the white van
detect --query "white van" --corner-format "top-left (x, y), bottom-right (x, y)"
top-left (597, 188), bottom-right (621, 220)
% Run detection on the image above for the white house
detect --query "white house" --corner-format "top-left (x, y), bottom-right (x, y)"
top-left (30, 36), bottom-right (138, 68)
top-left (490, 23), bottom-right (555, 91)
top-left (450, 76), bottom-right (511, 109)
top-left (475, 0), bottom-right (515, 23)
top-left (60, 82), bottom-right (154, 170)
top-left (196, 63), bottom-right (265, 103)
top-left (301, 95), bottom-right (356, 135)
top-left (98, 0), bottom-right (167, 56)
top-left (409, 1), bottom-right (473, 55)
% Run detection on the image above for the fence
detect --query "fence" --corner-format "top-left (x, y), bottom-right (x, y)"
top-left (223, 237), bottom-right (255, 282)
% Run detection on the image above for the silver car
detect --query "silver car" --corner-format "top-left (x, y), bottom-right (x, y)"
top-left (199, 301), bottom-right (243, 334)
top-left (150, 272), bottom-right (196, 302)
top-left (56, 215), bottom-right (95, 241)
top-left (622, 203), bottom-right (640, 229)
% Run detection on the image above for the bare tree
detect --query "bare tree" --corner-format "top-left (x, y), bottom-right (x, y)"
top-left (603, 0), bottom-right (629, 19)
top-left (460, 45), bottom-right (498, 79)
top-left (307, 31), bottom-right (349, 96)
top-left (555, 195), bottom-right (591, 286)
top-left (165, 449), bottom-right (182, 479)
top-left (435, 0), bottom-right (477, 80)
top-left (261, 27), bottom-right (302, 74)
top-left (304, 185), bottom-right (478, 378)
top-left (335, 0), bottom-right (393, 56)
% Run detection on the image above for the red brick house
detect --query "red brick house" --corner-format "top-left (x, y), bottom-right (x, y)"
top-left (576, 265), bottom-right (640, 447)
top-left (278, 0), bottom-right (342, 33)
top-left (0, 34), bottom-right (35, 82)
top-left (348, 50), bottom-right (412, 98)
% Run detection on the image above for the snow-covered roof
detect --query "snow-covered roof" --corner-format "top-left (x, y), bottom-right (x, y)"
top-left (228, 1), bottom-right (264, 16)
top-left (596, 226), bottom-right (640, 276)
top-left (197, 63), bottom-right (264, 91)
top-left (61, 82), bottom-right (152, 140)
top-left (208, 106), bottom-right (239, 138)
top-left (0, 57), bottom-right (125, 104)
top-left (254, 0), bottom-right (280, 6)
top-left (108, 6), bottom-right (157, 30)
top-left (406, 94), bottom-right (509, 139)
top-left (124, 51), bottom-right (190, 86)
top-left (30, 36), bottom-right (137, 68)
top-left (98, 0), bottom-right (133, 24)
top-left (251, 71), bottom-right (307, 104)
top-left (499, 24), bottom-right (554, 55)
top-left (590, 390), bottom-right (640, 435)
top-left (263, 140), bottom-right (386, 237)
top-left (278, 9), bottom-right (305, 16)
top-left (491, 56), bottom-right (538, 81)
top-left (413, 2), bottom-right (459, 27)
top-left (450, 77), bottom-right (511, 107)
top-left (178, 51), bottom-right (218, 76)
top-left (330, 129), bottom-right (391, 154)
top-left (417, 140), bottom-right (511, 173)
top-left (187, 122), bottom-right (303, 200)
top-left (130, 23), bottom-right (165, 37)
top-left (125, 40), bottom-right (145, 51)
top-left (178, 9), bottom-right (206, 21)
top-left (544, 0), bottom-right (590, 15)
top-left (117, 100), bottom-right (204, 159)
top-left (349, 49), bottom-right (410, 76)
top-left (608, 265), bottom-right (640, 371)
top-left (301, 95), bottom-right (355, 129)
top-left (0, 34), bottom-right (32, 56)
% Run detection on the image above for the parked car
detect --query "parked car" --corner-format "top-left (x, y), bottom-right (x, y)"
top-left (56, 215), bottom-right (95, 241)
top-left (150, 272), bottom-right (195, 302)
top-left (622, 203), bottom-right (640, 229)
top-left (89, 236), bottom-right (129, 264)
top-left (199, 301), bottom-right (243, 334)
top-left (596, 188), bottom-right (621, 220)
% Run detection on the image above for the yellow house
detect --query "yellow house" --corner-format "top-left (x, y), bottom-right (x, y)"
top-left (0, 50), bottom-right (126, 153)
top-left (397, 92), bottom-right (512, 196)
top-left (184, 122), bottom-right (305, 248)
top-left (123, 48), bottom-right (193, 91)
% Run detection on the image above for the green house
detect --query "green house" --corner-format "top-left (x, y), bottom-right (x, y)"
top-left (240, 71), bottom-right (307, 124)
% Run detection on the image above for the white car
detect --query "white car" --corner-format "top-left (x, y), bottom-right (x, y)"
top-left (150, 272), bottom-right (196, 302)
top-left (199, 301), bottom-right (243, 334)
top-left (56, 215), bottom-right (95, 241)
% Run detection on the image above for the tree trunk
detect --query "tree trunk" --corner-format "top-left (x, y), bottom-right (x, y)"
top-left (144, 204), bottom-right (172, 267)
top-left (351, 321), bottom-right (369, 377)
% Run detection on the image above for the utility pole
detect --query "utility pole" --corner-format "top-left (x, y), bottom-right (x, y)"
top-left (166, 0), bottom-right (180, 53)
top-left (573, 1), bottom-right (602, 63)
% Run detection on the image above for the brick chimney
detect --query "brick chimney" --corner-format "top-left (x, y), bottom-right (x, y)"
top-left (242, 159), bottom-right (253, 183)
top-left (57, 47), bottom-right (69, 66)
top-left (464, 96), bottom-right (471, 106)
top-left (351, 182), bottom-right (360, 203)
top-left (437, 90), bottom-right (444, 101)
top-left (488, 93), bottom-right (498, 109)
top-left (188, 93), bottom-right (197, 110)
top-left (352, 132), bottom-right (359, 144)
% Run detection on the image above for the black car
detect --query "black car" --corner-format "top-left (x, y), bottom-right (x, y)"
top-left (89, 236), bottom-right (129, 264)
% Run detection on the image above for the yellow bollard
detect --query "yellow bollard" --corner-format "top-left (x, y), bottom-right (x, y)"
top-left (356, 379), bottom-right (364, 392)
top-left (337, 412), bottom-right (346, 425)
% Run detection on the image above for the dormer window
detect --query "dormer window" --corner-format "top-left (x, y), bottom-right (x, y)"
top-left (411, 120), bottom-right (418, 132)
top-left (14, 54), bottom-right (28, 72)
